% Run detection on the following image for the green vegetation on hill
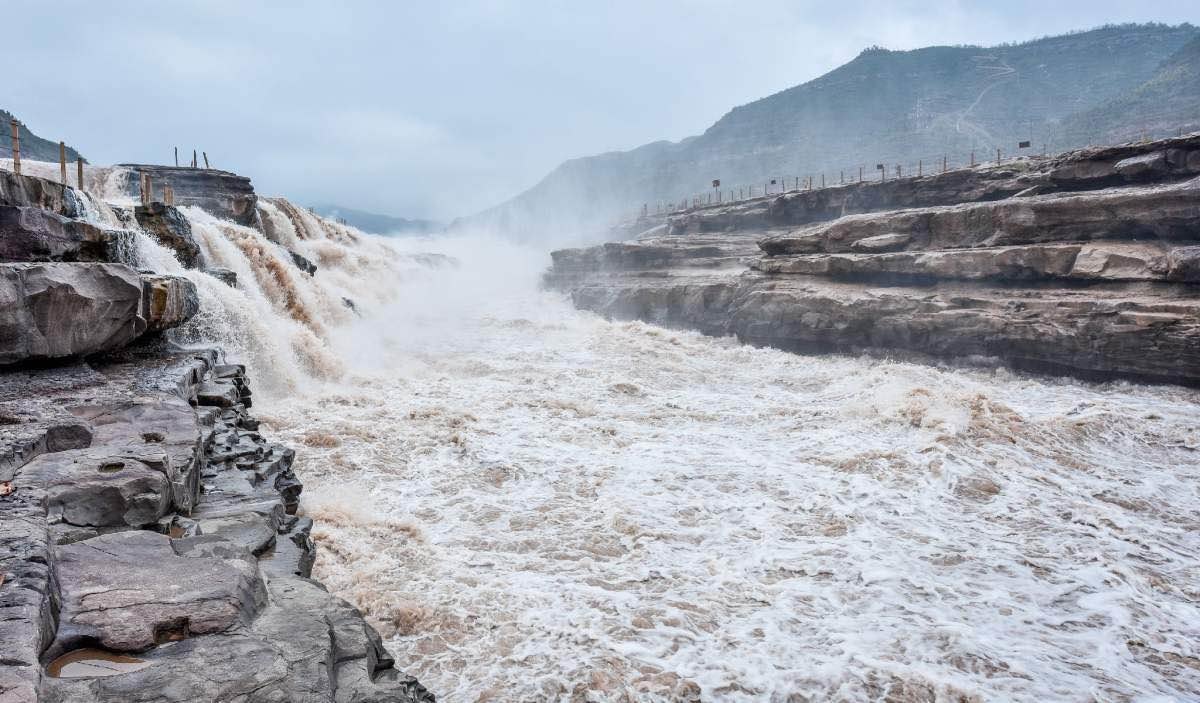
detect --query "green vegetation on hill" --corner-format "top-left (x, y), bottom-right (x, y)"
top-left (0, 109), bottom-right (85, 163)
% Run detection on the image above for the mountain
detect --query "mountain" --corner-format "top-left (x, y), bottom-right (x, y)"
top-left (0, 109), bottom-right (85, 163)
top-left (459, 23), bottom-right (1199, 242)
top-left (1059, 34), bottom-right (1200, 143)
top-left (310, 204), bottom-right (441, 236)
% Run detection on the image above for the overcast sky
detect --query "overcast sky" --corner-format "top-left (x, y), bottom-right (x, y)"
top-left (6, 1), bottom-right (1198, 219)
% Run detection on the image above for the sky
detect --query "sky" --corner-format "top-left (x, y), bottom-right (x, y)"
top-left (6, 1), bottom-right (1199, 220)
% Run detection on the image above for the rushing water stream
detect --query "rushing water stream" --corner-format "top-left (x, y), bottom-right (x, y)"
top-left (241, 237), bottom-right (1199, 702)
top-left (56, 171), bottom-right (1200, 701)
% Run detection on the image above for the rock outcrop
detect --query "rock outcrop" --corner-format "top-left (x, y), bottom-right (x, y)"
top-left (0, 348), bottom-right (432, 703)
top-left (0, 168), bottom-right (434, 701)
top-left (547, 134), bottom-right (1200, 386)
top-left (0, 263), bottom-right (198, 365)
top-left (133, 202), bottom-right (203, 268)
top-left (119, 165), bottom-right (258, 227)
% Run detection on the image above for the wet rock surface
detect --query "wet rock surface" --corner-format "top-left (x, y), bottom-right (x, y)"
top-left (0, 263), bottom-right (199, 365)
top-left (118, 165), bottom-right (258, 227)
top-left (548, 134), bottom-right (1200, 386)
top-left (133, 202), bottom-right (202, 268)
top-left (0, 349), bottom-right (433, 702)
top-left (0, 169), bottom-right (433, 701)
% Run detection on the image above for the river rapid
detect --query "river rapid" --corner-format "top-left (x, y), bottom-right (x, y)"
top-left (239, 236), bottom-right (1200, 702)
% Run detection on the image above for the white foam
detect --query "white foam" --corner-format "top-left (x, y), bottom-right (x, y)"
top-left (252, 234), bottom-right (1200, 702)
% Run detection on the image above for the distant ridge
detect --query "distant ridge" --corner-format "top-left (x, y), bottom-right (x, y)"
top-left (310, 204), bottom-right (441, 236)
top-left (0, 109), bottom-right (85, 163)
top-left (458, 23), bottom-right (1200, 242)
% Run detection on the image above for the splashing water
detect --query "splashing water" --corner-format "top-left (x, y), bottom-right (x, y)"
top-left (10, 157), bottom-right (1199, 700)
top-left (245, 235), bottom-right (1200, 702)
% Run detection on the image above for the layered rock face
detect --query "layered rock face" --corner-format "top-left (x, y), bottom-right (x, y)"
top-left (0, 168), bottom-right (434, 701)
top-left (119, 165), bottom-right (259, 227)
top-left (547, 134), bottom-right (1200, 386)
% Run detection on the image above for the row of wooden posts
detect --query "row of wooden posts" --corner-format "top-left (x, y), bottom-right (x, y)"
top-left (9, 118), bottom-right (197, 205)
top-left (643, 144), bottom-right (1041, 217)
top-left (8, 118), bottom-right (85, 190)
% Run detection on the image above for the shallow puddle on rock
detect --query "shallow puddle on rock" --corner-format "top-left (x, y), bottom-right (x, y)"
top-left (45, 649), bottom-right (152, 678)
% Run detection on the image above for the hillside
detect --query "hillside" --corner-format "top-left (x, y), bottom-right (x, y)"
top-left (0, 109), bottom-right (85, 163)
top-left (310, 204), bottom-right (441, 236)
top-left (1060, 34), bottom-right (1200, 143)
top-left (460, 23), bottom-right (1199, 242)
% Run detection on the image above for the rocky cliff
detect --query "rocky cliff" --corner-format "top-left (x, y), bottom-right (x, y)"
top-left (0, 167), bottom-right (434, 701)
top-left (465, 23), bottom-right (1200, 241)
top-left (546, 133), bottom-right (1200, 386)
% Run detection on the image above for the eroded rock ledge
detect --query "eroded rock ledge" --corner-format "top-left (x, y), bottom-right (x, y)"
top-left (546, 134), bottom-right (1200, 386)
top-left (0, 168), bottom-right (434, 702)
top-left (0, 348), bottom-right (432, 702)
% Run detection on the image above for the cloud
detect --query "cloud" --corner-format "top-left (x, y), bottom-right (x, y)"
top-left (4, 0), bottom-right (1198, 219)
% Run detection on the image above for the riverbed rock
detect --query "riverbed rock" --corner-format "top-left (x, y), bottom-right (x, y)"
top-left (0, 205), bottom-right (114, 263)
top-left (50, 530), bottom-right (265, 653)
top-left (0, 263), bottom-right (146, 365)
top-left (140, 274), bottom-right (199, 332)
top-left (133, 202), bottom-right (202, 268)
top-left (549, 134), bottom-right (1200, 387)
top-left (203, 267), bottom-right (236, 287)
top-left (118, 165), bottom-right (258, 227)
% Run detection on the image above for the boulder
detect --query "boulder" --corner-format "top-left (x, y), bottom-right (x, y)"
top-left (50, 530), bottom-right (265, 653)
top-left (288, 249), bottom-right (317, 275)
top-left (39, 577), bottom-right (434, 703)
top-left (203, 267), bottom-right (236, 287)
top-left (0, 263), bottom-right (146, 365)
top-left (21, 450), bottom-right (171, 528)
top-left (0, 170), bottom-right (80, 218)
top-left (133, 202), bottom-right (202, 268)
top-left (0, 205), bottom-right (113, 262)
top-left (140, 274), bottom-right (199, 332)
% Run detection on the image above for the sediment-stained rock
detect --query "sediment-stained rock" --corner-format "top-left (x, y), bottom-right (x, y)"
top-left (140, 274), bottom-right (200, 332)
top-left (50, 530), bottom-right (266, 653)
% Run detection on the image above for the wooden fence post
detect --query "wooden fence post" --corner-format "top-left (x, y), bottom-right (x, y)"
top-left (943, 155), bottom-right (947, 173)
top-left (918, 159), bottom-right (922, 177)
top-left (10, 119), bottom-right (20, 175)
top-left (859, 166), bottom-right (863, 182)
top-left (59, 142), bottom-right (67, 183)
top-left (203, 152), bottom-right (209, 169)
top-left (840, 170), bottom-right (844, 185)
top-left (174, 147), bottom-right (179, 167)
top-left (970, 151), bottom-right (975, 167)
top-left (996, 147), bottom-right (1001, 164)
top-left (192, 150), bottom-right (197, 168)
top-left (76, 158), bottom-right (84, 190)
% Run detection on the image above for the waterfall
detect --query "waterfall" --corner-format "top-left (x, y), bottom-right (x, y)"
top-left (60, 166), bottom-right (434, 397)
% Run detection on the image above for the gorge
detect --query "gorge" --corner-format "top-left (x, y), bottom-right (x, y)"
top-left (2, 17), bottom-right (1200, 703)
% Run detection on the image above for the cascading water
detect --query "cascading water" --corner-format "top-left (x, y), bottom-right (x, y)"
top-left (49, 168), bottom-right (1200, 701)
top-left (245, 235), bottom-right (1199, 703)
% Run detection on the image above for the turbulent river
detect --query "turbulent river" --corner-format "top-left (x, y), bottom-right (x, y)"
top-left (238, 237), bottom-right (1198, 703)
top-left (65, 173), bottom-right (1197, 702)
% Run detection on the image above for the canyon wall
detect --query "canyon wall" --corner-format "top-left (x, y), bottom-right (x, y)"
top-left (0, 166), bottom-right (434, 702)
top-left (546, 133), bottom-right (1200, 386)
